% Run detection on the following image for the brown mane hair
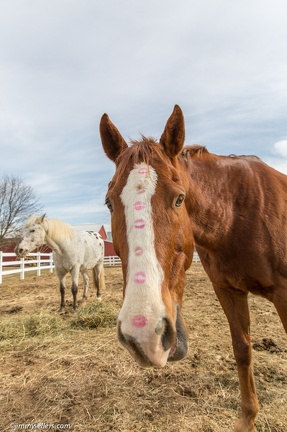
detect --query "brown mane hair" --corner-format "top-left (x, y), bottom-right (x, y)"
top-left (181, 144), bottom-right (209, 159)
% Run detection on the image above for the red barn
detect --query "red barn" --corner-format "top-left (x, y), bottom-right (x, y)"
top-left (72, 224), bottom-right (117, 257)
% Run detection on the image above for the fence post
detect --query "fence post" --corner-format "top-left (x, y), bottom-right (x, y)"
top-left (0, 251), bottom-right (3, 284)
top-left (20, 257), bottom-right (25, 280)
top-left (49, 253), bottom-right (54, 273)
top-left (37, 252), bottom-right (41, 276)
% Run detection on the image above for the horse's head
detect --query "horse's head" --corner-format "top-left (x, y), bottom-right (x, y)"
top-left (100, 105), bottom-right (194, 368)
top-left (15, 214), bottom-right (47, 257)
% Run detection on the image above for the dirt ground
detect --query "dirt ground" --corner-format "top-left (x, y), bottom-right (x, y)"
top-left (0, 264), bottom-right (286, 432)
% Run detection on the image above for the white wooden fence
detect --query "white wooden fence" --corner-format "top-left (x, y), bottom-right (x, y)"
top-left (0, 251), bottom-right (200, 283)
top-left (0, 252), bottom-right (124, 283)
top-left (103, 252), bottom-right (200, 265)
top-left (0, 251), bottom-right (55, 284)
top-left (192, 250), bottom-right (200, 263)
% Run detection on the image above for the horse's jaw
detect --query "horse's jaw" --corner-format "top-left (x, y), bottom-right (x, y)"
top-left (117, 304), bottom-right (188, 368)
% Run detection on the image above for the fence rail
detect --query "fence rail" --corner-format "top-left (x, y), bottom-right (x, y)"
top-left (0, 250), bottom-right (200, 283)
top-left (103, 255), bottom-right (122, 266)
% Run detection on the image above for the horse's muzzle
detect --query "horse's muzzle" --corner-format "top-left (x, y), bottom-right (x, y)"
top-left (14, 245), bottom-right (27, 258)
top-left (117, 305), bottom-right (188, 368)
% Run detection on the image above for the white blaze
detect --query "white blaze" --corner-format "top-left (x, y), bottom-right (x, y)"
top-left (119, 162), bottom-right (165, 337)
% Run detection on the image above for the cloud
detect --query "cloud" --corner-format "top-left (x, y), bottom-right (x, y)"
top-left (272, 142), bottom-right (287, 175)
top-left (274, 141), bottom-right (287, 158)
top-left (264, 141), bottom-right (287, 175)
top-left (0, 0), bottom-right (287, 224)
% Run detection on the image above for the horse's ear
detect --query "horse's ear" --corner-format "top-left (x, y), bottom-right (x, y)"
top-left (100, 114), bottom-right (128, 163)
top-left (160, 105), bottom-right (185, 158)
top-left (37, 214), bottom-right (46, 224)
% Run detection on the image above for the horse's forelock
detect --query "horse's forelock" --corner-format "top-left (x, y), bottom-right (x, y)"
top-left (115, 138), bottom-right (172, 180)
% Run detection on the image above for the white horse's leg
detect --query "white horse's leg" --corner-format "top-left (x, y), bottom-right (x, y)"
top-left (57, 271), bottom-right (67, 314)
top-left (92, 262), bottom-right (104, 300)
top-left (71, 266), bottom-right (80, 310)
top-left (98, 261), bottom-right (105, 296)
top-left (81, 270), bottom-right (89, 301)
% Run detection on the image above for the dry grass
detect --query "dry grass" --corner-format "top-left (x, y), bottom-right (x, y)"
top-left (0, 264), bottom-right (286, 431)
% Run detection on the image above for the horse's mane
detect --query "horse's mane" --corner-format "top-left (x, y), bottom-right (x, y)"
top-left (46, 218), bottom-right (74, 242)
top-left (181, 145), bottom-right (261, 162)
top-left (181, 145), bottom-right (209, 159)
top-left (228, 153), bottom-right (261, 161)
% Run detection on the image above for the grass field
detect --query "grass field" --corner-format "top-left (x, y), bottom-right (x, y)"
top-left (0, 264), bottom-right (286, 431)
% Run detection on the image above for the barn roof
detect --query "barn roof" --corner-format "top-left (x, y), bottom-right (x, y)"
top-left (72, 223), bottom-right (108, 240)
top-left (73, 224), bottom-right (103, 232)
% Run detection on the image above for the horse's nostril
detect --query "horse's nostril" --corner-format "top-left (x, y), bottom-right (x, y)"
top-left (15, 246), bottom-right (22, 256)
top-left (160, 318), bottom-right (175, 351)
top-left (117, 321), bottom-right (127, 347)
top-left (155, 318), bottom-right (164, 335)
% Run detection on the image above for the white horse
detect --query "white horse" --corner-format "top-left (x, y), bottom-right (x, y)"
top-left (15, 214), bottom-right (105, 313)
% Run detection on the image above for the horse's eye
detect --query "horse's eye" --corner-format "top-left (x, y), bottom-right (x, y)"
top-left (30, 229), bottom-right (35, 233)
top-left (175, 194), bottom-right (185, 207)
top-left (105, 197), bottom-right (113, 212)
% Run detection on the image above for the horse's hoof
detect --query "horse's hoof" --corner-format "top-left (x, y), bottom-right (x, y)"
top-left (79, 298), bottom-right (87, 305)
top-left (58, 308), bottom-right (66, 315)
top-left (96, 296), bottom-right (102, 302)
top-left (234, 418), bottom-right (257, 432)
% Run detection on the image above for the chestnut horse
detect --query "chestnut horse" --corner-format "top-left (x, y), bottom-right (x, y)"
top-left (100, 105), bottom-right (287, 432)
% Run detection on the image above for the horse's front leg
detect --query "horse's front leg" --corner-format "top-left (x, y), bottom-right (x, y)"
top-left (71, 266), bottom-right (80, 311)
top-left (213, 284), bottom-right (259, 432)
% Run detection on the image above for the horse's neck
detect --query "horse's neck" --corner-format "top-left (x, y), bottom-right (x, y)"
top-left (185, 159), bottom-right (235, 247)
top-left (45, 235), bottom-right (63, 255)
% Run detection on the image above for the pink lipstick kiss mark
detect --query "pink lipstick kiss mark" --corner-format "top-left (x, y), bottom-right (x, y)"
top-left (133, 201), bottom-right (146, 211)
top-left (134, 219), bottom-right (145, 229)
top-left (135, 246), bottom-right (143, 256)
top-left (132, 315), bottom-right (148, 328)
top-left (134, 271), bottom-right (146, 284)
top-left (138, 167), bottom-right (149, 175)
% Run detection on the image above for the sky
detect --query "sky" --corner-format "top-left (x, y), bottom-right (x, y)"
top-left (0, 0), bottom-right (286, 229)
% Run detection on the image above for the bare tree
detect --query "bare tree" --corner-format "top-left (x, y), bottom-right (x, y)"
top-left (0, 175), bottom-right (43, 244)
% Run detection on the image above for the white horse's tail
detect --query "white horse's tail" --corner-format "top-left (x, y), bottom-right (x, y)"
top-left (92, 262), bottom-right (105, 300)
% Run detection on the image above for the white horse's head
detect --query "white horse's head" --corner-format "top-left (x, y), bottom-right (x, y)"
top-left (15, 214), bottom-right (47, 257)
